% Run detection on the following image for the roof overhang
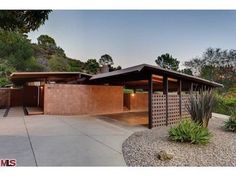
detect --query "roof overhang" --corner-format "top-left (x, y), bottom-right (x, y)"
top-left (90, 64), bottom-right (223, 88)
top-left (10, 72), bottom-right (92, 85)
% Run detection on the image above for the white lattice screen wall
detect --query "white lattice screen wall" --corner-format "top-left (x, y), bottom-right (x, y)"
top-left (152, 93), bottom-right (190, 127)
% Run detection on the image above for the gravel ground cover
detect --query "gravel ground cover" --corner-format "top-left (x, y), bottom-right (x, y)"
top-left (122, 118), bottom-right (236, 166)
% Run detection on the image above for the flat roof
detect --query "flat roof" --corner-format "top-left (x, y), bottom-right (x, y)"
top-left (11, 71), bottom-right (92, 78)
top-left (10, 64), bottom-right (223, 88)
top-left (10, 72), bottom-right (92, 85)
top-left (90, 64), bottom-right (223, 87)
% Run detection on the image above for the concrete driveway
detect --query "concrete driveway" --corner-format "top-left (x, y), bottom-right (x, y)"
top-left (0, 107), bottom-right (145, 166)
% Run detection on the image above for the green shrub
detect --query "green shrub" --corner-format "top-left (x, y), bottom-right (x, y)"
top-left (0, 77), bottom-right (10, 87)
top-left (48, 54), bottom-right (70, 71)
top-left (169, 119), bottom-right (212, 144)
top-left (123, 89), bottom-right (133, 94)
top-left (187, 91), bottom-right (215, 128)
top-left (213, 94), bottom-right (236, 116)
top-left (224, 109), bottom-right (236, 132)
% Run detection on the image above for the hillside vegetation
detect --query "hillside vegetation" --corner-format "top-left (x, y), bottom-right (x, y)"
top-left (0, 32), bottom-right (115, 86)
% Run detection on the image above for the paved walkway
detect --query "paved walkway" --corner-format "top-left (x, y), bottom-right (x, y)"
top-left (7, 107), bottom-right (25, 117)
top-left (0, 107), bottom-right (144, 166)
top-left (0, 109), bottom-right (6, 117)
top-left (212, 112), bottom-right (230, 120)
top-left (2, 107), bottom-right (227, 166)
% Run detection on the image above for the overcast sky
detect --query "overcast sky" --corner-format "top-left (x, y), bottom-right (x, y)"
top-left (28, 10), bottom-right (236, 68)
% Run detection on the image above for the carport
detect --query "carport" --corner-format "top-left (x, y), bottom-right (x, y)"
top-left (89, 64), bottom-right (223, 129)
top-left (8, 64), bottom-right (223, 129)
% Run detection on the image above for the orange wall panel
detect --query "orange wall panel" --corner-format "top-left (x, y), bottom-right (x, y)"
top-left (44, 84), bottom-right (123, 115)
top-left (10, 88), bottom-right (23, 107)
top-left (0, 89), bottom-right (10, 108)
top-left (124, 93), bottom-right (148, 111)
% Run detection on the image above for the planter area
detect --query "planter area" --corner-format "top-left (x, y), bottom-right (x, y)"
top-left (122, 117), bottom-right (236, 166)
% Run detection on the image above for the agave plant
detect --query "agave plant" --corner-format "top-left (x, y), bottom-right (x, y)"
top-left (186, 90), bottom-right (215, 128)
top-left (224, 108), bottom-right (236, 132)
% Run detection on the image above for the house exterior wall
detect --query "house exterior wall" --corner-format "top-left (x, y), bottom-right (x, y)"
top-left (0, 89), bottom-right (10, 108)
top-left (44, 84), bottom-right (123, 115)
top-left (124, 93), bottom-right (148, 111)
top-left (10, 88), bottom-right (23, 107)
top-left (23, 86), bottom-right (38, 107)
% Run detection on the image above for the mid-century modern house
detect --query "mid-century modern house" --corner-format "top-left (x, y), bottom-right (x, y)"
top-left (0, 64), bottom-right (223, 128)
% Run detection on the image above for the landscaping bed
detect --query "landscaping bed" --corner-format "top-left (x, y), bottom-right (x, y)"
top-left (122, 118), bottom-right (236, 166)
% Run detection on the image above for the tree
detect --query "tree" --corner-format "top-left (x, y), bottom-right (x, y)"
top-left (99, 54), bottom-right (114, 66)
top-left (109, 65), bottom-right (122, 72)
top-left (0, 62), bottom-right (15, 87)
top-left (84, 59), bottom-right (100, 74)
top-left (0, 30), bottom-right (42, 71)
top-left (48, 55), bottom-right (70, 71)
top-left (184, 57), bottom-right (203, 75)
top-left (0, 10), bottom-right (51, 33)
top-left (185, 48), bottom-right (236, 90)
top-left (67, 58), bottom-right (84, 72)
top-left (180, 68), bottom-right (193, 75)
top-left (37, 34), bottom-right (56, 47)
top-left (37, 35), bottom-right (66, 57)
top-left (155, 53), bottom-right (180, 71)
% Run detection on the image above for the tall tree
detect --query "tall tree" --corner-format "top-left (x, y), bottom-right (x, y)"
top-left (0, 10), bottom-right (51, 33)
top-left (0, 30), bottom-right (42, 71)
top-left (37, 34), bottom-right (56, 47)
top-left (184, 57), bottom-right (203, 75)
top-left (155, 53), bottom-right (180, 71)
top-left (84, 59), bottom-right (100, 74)
top-left (99, 54), bottom-right (114, 66)
top-left (185, 48), bottom-right (236, 90)
top-left (180, 68), bottom-right (193, 75)
top-left (109, 65), bottom-right (122, 72)
top-left (37, 34), bottom-right (65, 57)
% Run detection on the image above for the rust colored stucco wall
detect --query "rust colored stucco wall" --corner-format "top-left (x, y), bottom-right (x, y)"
top-left (124, 93), bottom-right (148, 111)
top-left (44, 84), bottom-right (123, 115)
top-left (23, 86), bottom-right (38, 107)
top-left (10, 88), bottom-right (23, 107)
top-left (0, 89), bottom-right (10, 108)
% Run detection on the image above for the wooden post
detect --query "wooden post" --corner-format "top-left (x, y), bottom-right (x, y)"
top-left (148, 74), bottom-right (153, 129)
top-left (178, 79), bottom-right (182, 119)
top-left (190, 82), bottom-right (193, 93)
top-left (163, 75), bottom-right (168, 126)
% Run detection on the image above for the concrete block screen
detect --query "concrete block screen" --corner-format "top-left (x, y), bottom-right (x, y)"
top-left (44, 84), bottom-right (123, 115)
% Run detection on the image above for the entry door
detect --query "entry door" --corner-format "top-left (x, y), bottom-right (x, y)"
top-left (23, 86), bottom-right (39, 107)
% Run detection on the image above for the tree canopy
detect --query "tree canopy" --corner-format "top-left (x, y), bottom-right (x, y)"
top-left (37, 34), bottom-right (56, 47)
top-left (155, 53), bottom-right (180, 71)
top-left (185, 48), bottom-right (236, 90)
top-left (179, 68), bottom-right (193, 75)
top-left (0, 10), bottom-right (51, 33)
top-left (84, 59), bottom-right (100, 74)
top-left (99, 54), bottom-right (114, 66)
top-left (0, 30), bottom-right (42, 71)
